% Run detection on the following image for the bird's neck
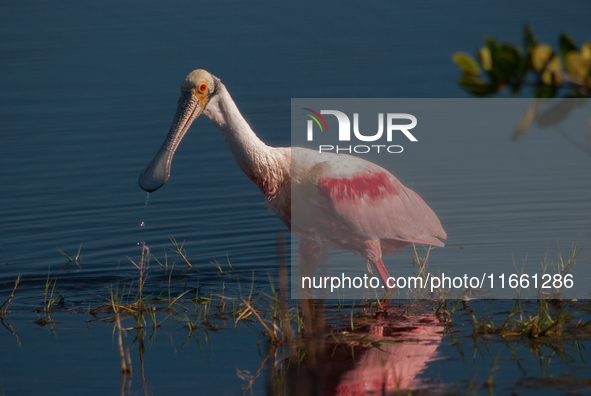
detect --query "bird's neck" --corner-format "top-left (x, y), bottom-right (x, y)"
top-left (203, 84), bottom-right (287, 199)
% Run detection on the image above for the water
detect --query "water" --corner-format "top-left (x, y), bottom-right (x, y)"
top-left (1, 0), bottom-right (591, 394)
top-left (1, 312), bottom-right (267, 395)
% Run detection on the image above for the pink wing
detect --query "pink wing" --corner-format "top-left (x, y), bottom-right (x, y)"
top-left (316, 164), bottom-right (446, 247)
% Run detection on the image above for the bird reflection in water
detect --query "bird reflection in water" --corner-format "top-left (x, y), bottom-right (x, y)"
top-left (266, 302), bottom-right (443, 396)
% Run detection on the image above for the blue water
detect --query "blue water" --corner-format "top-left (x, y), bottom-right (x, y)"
top-left (1, 0), bottom-right (591, 394)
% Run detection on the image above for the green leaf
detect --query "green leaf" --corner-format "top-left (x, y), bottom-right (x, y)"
top-left (565, 51), bottom-right (591, 82)
top-left (559, 34), bottom-right (577, 60)
top-left (485, 37), bottom-right (500, 66)
top-left (523, 25), bottom-right (538, 51)
top-left (582, 42), bottom-right (591, 61)
top-left (502, 43), bottom-right (522, 63)
top-left (452, 52), bottom-right (481, 76)
top-left (478, 47), bottom-right (492, 71)
top-left (484, 37), bottom-right (510, 84)
top-left (458, 75), bottom-right (498, 95)
top-left (503, 44), bottom-right (523, 70)
top-left (531, 44), bottom-right (562, 85)
top-left (531, 44), bottom-right (553, 70)
top-left (495, 44), bottom-right (522, 81)
top-left (581, 42), bottom-right (591, 88)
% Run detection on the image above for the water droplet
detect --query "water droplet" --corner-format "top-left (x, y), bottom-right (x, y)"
top-left (145, 192), bottom-right (150, 206)
top-left (140, 221), bottom-right (145, 227)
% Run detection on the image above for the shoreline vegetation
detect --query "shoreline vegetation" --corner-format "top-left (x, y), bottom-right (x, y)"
top-left (1, 234), bottom-right (590, 395)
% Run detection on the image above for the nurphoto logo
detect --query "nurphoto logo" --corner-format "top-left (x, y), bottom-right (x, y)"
top-left (304, 109), bottom-right (418, 154)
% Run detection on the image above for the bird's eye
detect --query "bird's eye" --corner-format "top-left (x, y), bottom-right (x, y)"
top-left (199, 84), bottom-right (207, 92)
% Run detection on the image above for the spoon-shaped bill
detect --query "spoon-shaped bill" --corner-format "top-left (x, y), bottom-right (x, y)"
top-left (139, 90), bottom-right (202, 192)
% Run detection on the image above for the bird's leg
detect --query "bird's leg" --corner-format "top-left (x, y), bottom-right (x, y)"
top-left (372, 258), bottom-right (392, 288)
top-left (361, 241), bottom-right (396, 303)
top-left (316, 237), bottom-right (331, 300)
top-left (298, 238), bottom-right (328, 341)
top-left (298, 238), bottom-right (322, 299)
top-left (373, 258), bottom-right (398, 303)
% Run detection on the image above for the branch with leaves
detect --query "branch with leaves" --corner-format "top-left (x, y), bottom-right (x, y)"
top-left (453, 25), bottom-right (590, 98)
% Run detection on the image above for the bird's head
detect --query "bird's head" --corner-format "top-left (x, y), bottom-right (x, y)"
top-left (138, 69), bottom-right (219, 192)
top-left (180, 69), bottom-right (217, 110)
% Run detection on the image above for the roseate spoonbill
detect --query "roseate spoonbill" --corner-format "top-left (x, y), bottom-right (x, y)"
top-left (139, 69), bottom-right (446, 287)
